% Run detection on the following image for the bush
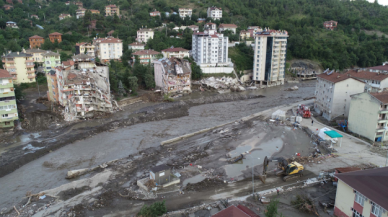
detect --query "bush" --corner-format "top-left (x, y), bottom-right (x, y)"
top-left (137, 201), bottom-right (167, 217)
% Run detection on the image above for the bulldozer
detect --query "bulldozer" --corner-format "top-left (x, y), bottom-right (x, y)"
top-left (259, 156), bottom-right (304, 183)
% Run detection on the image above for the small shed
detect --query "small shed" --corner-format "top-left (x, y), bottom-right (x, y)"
top-left (150, 164), bottom-right (171, 185)
top-left (324, 130), bottom-right (343, 147)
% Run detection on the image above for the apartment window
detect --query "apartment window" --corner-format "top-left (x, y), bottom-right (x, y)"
top-left (352, 209), bottom-right (361, 217)
top-left (371, 202), bottom-right (382, 217)
top-left (355, 192), bottom-right (365, 206)
top-left (257, 55), bottom-right (260, 58)
top-left (2, 114), bottom-right (9, 118)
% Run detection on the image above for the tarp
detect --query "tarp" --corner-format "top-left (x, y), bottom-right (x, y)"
top-left (324, 130), bottom-right (343, 138)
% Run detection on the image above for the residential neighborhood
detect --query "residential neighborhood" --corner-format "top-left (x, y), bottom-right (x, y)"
top-left (1, 0), bottom-right (388, 217)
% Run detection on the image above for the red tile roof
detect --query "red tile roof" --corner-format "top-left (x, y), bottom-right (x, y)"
top-left (212, 205), bottom-right (259, 217)
top-left (335, 167), bottom-right (388, 211)
top-left (219, 24), bottom-right (238, 28)
top-left (129, 42), bottom-right (145, 46)
top-left (161, 47), bottom-right (188, 52)
top-left (29, 35), bottom-right (44, 39)
top-left (0, 69), bottom-right (11, 78)
top-left (368, 65), bottom-right (388, 71)
top-left (317, 72), bottom-right (361, 84)
top-left (106, 4), bottom-right (117, 8)
top-left (49, 32), bottom-right (63, 36)
top-left (62, 60), bottom-right (74, 66)
top-left (97, 38), bottom-right (122, 43)
top-left (346, 69), bottom-right (388, 81)
top-left (370, 92), bottom-right (388, 104)
top-left (132, 50), bottom-right (160, 55)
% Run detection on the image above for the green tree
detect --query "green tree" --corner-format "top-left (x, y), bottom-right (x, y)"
top-left (265, 199), bottom-right (284, 217)
top-left (128, 76), bottom-right (138, 95)
top-left (137, 201), bottom-right (167, 217)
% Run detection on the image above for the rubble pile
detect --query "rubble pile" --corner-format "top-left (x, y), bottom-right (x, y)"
top-left (197, 77), bottom-right (247, 92)
top-left (184, 178), bottom-right (226, 191)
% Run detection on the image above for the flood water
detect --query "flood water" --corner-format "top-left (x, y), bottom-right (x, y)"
top-left (0, 81), bottom-right (316, 210)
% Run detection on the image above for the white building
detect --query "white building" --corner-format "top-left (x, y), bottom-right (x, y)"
top-left (346, 69), bottom-right (388, 92)
top-left (178, 8), bottom-right (192, 19)
top-left (128, 42), bottom-right (145, 51)
top-left (136, 28), bottom-right (154, 43)
top-left (187, 25), bottom-right (199, 31)
top-left (204, 22), bottom-right (217, 31)
top-left (93, 37), bottom-right (123, 62)
top-left (161, 47), bottom-right (189, 58)
top-left (218, 24), bottom-right (238, 34)
top-left (207, 6), bottom-right (222, 20)
top-left (314, 71), bottom-right (365, 121)
top-left (192, 30), bottom-right (233, 73)
top-left (253, 28), bottom-right (288, 86)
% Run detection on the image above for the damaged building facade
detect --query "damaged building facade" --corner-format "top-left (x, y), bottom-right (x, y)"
top-left (51, 64), bottom-right (114, 121)
top-left (153, 57), bottom-right (191, 93)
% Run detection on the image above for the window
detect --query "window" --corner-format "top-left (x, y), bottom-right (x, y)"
top-left (371, 202), bottom-right (382, 217)
top-left (352, 209), bottom-right (361, 217)
top-left (355, 192), bottom-right (365, 206)
top-left (2, 114), bottom-right (9, 118)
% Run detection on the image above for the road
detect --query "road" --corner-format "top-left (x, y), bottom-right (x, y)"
top-left (0, 81), bottom-right (316, 211)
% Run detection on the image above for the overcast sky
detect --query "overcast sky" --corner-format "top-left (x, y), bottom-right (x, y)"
top-left (367, 0), bottom-right (388, 5)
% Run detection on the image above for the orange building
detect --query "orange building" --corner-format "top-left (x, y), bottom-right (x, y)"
top-left (29, 35), bottom-right (44, 48)
top-left (49, 32), bottom-right (63, 43)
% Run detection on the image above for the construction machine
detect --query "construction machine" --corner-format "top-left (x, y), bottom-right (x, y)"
top-left (259, 156), bottom-right (304, 183)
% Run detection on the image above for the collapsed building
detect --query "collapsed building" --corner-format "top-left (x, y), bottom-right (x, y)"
top-left (49, 63), bottom-right (117, 121)
top-left (153, 57), bottom-right (192, 93)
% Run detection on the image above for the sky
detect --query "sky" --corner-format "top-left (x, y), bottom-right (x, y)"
top-left (367, 0), bottom-right (388, 5)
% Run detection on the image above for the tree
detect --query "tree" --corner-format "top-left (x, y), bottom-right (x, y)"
top-left (60, 52), bottom-right (71, 61)
top-left (128, 76), bottom-right (138, 95)
top-left (137, 201), bottom-right (167, 217)
top-left (265, 199), bottom-right (284, 217)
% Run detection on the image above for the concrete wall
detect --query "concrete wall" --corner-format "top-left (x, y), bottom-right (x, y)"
top-left (334, 180), bottom-right (354, 217)
top-left (348, 93), bottom-right (380, 141)
top-left (331, 78), bottom-right (365, 120)
top-left (200, 66), bottom-right (234, 74)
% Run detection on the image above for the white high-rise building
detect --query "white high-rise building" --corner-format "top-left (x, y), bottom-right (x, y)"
top-left (253, 28), bottom-right (289, 86)
top-left (207, 6), bottom-right (222, 20)
top-left (192, 29), bottom-right (228, 65)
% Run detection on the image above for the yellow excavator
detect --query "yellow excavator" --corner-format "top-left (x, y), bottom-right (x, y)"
top-left (259, 156), bottom-right (304, 183)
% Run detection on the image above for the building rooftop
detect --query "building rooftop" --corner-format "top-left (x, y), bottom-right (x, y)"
top-left (73, 53), bottom-right (94, 61)
top-left (0, 69), bottom-right (11, 78)
top-left (62, 60), bottom-right (75, 66)
top-left (106, 4), bottom-right (118, 8)
top-left (129, 42), bottom-right (145, 46)
top-left (150, 164), bottom-right (170, 173)
top-left (95, 37), bottom-right (122, 44)
top-left (161, 47), bottom-right (189, 52)
top-left (157, 57), bottom-right (191, 76)
top-left (42, 51), bottom-right (60, 57)
top-left (368, 65), bottom-right (388, 72)
top-left (29, 35), bottom-right (44, 39)
top-left (346, 69), bottom-right (388, 81)
top-left (255, 28), bottom-right (288, 36)
top-left (49, 32), bottom-right (63, 36)
top-left (212, 205), bottom-right (260, 217)
top-left (137, 28), bottom-right (154, 32)
top-left (208, 6), bottom-right (221, 10)
top-left (335, 167), bottom-right (362, 173)
top-left (2, 51), bottom-right (32, 58)
top-left (317, 71), bottom-right (361, 84)
top-left (370, 92), bottom-right (388, 104)
top-left (25, 48), bottom-right (46, 53)
top-left (335, 167), bottom-right (388, 211)
top-left (132, 50), bottom-right (160, 56)
top-left (219, 24), bottom-right (238, 28)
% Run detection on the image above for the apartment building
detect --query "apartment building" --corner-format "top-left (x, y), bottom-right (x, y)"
top-left (42, 51), bottom-right (61, 74)
top-left (90, 9), bottom-right (100, 15)
top-left (54, 65), bottom-right (113, 121)
top-left (1, 51), bottom-right (36, 83)
top-left (93, 37), bottom-right (123, 62)
top-left (314, 71), bottom-right (365, 121)
top-left (323, 20), bottom-right (338, 30)
top-left (6, 21), bottom-right (18, 28)
top-left (218, 24), bottom-right (237, 34)
top-left (136, 28), bottom-right (154, 43)
top-left (28, 35), bottom-right (44, 48)
top-left (47, 70), bottom-right (59, 102)
top-left (128, 42), bottom-right (145, 51)
top-left (0, 69), bottom-right (18, 130)
top-left (59, 14), bottom-right (71, 20)
top-left (192, 29), bottom-right (229, 65)
top-left (204, 22), bottom-right (217, 31)
top-left (161, 47), bottom-right (189, 58)
top-left (105, 4), bottom-right (119, 17)
top-left (154, 57), bottom-right (191, 93)
top-left (132, 50), bottom-right (160, 65)
top-left (334, 167), bottom-right (388, 217)
top-left (207, 6), bottom-right (222, 20)
top-left (239, 30), bottom-right (252, 40)
top-left (178, 8), bottom-right (192, 19)
top-left (49, 32), bottom-right (62, 43)
top-left (72, 54), bottom-right (95, 69)
top-left (76, 8), bottom-right (86, 19)
top-left (24, 48), bottom-right (46, 63)
top-left (149, 10), bottom-right (160, 17)
top-left (348, 92), bottom-right (388, 142)
top-left (3, 4), bottom-right (13, 10)
top-left (252, 28), bottom-right (288, 85)
top-left (346, 69), bottom-right (388, 92)
top-left (75, 42), bottom-right (95, 57)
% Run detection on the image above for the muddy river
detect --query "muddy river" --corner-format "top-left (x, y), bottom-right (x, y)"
top-left (0, 81), bottom-right (315, 210)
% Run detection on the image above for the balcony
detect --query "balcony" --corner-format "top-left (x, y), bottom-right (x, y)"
top-left (4, 60), bottom-right (15, 64)
top-left (1, 91), bottom-right (15, 98)
top-left (26, 64), bottom-right (35, 68)
top-left (379, 109), bottom-right (388, 114)
top-left (6, 65), bottom-right (16, 69)
top-left (0, 83), bottom-right (13, 88)
top-left (376, 127), bottom-right (387, 133)
top-left (27, 74), bottom-right (36, 79)
top-left (10, 71), bottom-right (17, 75)
top-left (0, 100), bottom-right (16, 106)
top-left (27, 69), bottom-right (35, 73)
top-left (25, 59), bottom-right (34, 63)
top-left (0, 108), bottom-right (17, 116)
top-left (12, 77), bottom-right (17, 80)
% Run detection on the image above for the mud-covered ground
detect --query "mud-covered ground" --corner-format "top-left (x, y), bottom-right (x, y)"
top-left (2, 114), bottom-right (334, 216)
top-left (0, 81), bottom-right (317, 214)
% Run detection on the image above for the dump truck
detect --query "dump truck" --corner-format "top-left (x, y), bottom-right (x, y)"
top-left (259, 156), bottom-right (304, 183)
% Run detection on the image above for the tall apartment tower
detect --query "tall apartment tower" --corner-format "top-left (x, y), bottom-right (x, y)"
top-left (253, 28), bottom-right (288, 86)
top-left (192, 30), bottom-right (228, 65)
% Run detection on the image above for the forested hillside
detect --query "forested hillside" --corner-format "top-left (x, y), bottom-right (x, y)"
top-left (1, 0), bottom-right (388, 70)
